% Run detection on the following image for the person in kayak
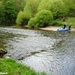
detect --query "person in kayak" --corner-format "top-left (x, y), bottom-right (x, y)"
top-left (63, 24), bottom-right (66, 29)
top-left (68, 26), bottom-right (71, 30)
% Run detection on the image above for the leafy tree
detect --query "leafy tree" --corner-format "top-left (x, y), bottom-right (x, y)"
top-left (24, 0), bottom-right (41, 17)
top-left (0, 1), bottom-right (5, 24)
top-left (37, 0), bottom-right (52, 11)
top-left (62, 0), bottom-right (74, 9)
top-left (28, 10), bottom-right (53, 28)
top-left (16, 11), bottom-right (31, 26)
top-left (4, 0), bottom-right (17, 22)
top-left (72, 0), bottom-right (75, 4)
top-left (38, 0), bottom-right (69, 19)
top-left (50, 0), bottom-right (69, 19)
top-left (0, 0), bottom-right (75, 26)
top-left (0, 0), bottom-right (26, 25)
top-left (2, 0), bottom-right (7, 4)
top-left (0, 0), bottom-right (18, 25)
top-left (62, 0), bottom-right (75, 16)
top-left (28, 18), bottom-right (36, 28)
top-left (14, 0), bottom-right (26, 12)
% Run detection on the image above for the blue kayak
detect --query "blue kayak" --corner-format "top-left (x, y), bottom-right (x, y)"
top-left (57, 27), bottom-right (71, 32)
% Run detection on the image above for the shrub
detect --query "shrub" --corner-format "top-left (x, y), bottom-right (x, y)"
top-left (66, 17), bottom-right (75, 27)
top-left (0, 1), bottom-right (5, 25)
top-left (4, 0), bottom-right (17, 24)
top-left (28, 18), bottom-right (36, 28)
top-left (51, 19), bottom-right (63, 26)
top-left (28, 10), bottom-right (53, 28)
top-left (16, 11), bottom-right (31, 26)
top-left (24, 0), bottom-right (41, 17)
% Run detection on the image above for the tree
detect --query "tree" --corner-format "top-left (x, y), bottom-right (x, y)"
top-left (24, 0), bottom-right (41, 17)
top-left (3, 0), bottom-right (17, 24)
top-left (38, 0), bottom-right (69, 19)
top-left (0, 1), bottom-right (5, 24)
top-left (50, 0), bottom-right (69, 19)
top-left (62, 0), bottom-right (75, 16)
top-left (37, 0), bottom-right (52, 11)
top-left (14, 0), bottom-right (26, 12)
top-left (28, 10), bottom-right (53, 28)
top-left (16, 11), bottom-right (31, 26)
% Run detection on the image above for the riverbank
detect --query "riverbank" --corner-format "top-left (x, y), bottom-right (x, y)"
top-left (0, 58), bottom-right (46, 75)
top-left (23, 25), bottom-right (75, 32)
top-left (40, 26), bottom-right (75, 32)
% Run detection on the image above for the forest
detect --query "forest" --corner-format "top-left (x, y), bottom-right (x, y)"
top-left (0, 0), bottom-right (75, 27)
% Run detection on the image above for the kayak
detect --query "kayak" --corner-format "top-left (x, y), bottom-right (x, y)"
top-left (57, 27), bottom-right (71, 32)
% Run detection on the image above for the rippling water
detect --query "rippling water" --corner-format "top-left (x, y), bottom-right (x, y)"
top-left (0, 27), bottom-right (75, 75)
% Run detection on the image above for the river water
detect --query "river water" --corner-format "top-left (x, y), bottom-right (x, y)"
top-left (0, 27), bottom-right (75, 75)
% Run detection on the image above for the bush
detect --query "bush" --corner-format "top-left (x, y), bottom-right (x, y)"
top-left (28, 10), bottom-right (53, 28)
top-left (28, 18), bottom-right (36, 28)
top-left (51, 17), bottom-right (75, 27)
top-left (37, 0), bottom-right (69, 19)
top-left (66, 17), bottom-right (75, 27)
top-left (51, 19), bottom-right (63, 26)
top-left (16, 11), bottom-right (31, 26)
top-left (4, 0), bottom-right (17, 24)
top-left (0, 1), bottom-right (5, 25)
top-left (24, 0), bottom-right (41, 17)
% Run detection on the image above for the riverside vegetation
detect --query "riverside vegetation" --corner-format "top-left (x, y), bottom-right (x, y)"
top-left (0, 0), bottom-right (75, 28)
top-left (0, 58), bottom-right (46, 75)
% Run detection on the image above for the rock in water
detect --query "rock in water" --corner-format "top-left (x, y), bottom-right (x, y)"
top-left (0, 48), bottom-right (7, 54)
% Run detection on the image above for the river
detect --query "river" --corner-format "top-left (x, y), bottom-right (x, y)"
top-left (0, 27), bottom-right (75, 75)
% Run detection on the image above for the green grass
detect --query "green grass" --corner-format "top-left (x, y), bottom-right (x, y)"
top-left (0, 58), bottom-right (46, 75)
top-left (51, 17), bottom-right (75, 28)
top-left (66, 17), bottom-right (75, 28)
top-left (51, 19), bottom-right (63, 26)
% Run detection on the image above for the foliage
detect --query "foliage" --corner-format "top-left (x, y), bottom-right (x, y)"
top-left (0, 0), bottom-right (27, 25)
top-left (37, 0), bottom-right (51, 11)
top-left (66, 17), bottom-right (75, 27)
top-left (24, 0), bottom-right (41, 17)
top-left (16, 11), bottom-right (31, 26)
top-left (51, 19), bottom-right (63, 26)
top-left (0, 0), bottom-right (18, 25)
top-left (0, 0), bottom-right (75, 26)
top-left (28, 10), bottom-right (53, 28)
top-left (14, 0), bottom-right (26, 12)
top-left (0, 1), bottom-right (5, 24)
top-left (28, 18), bottom-right (36, 28)
top-left (4, 0), bottom-right (17, 21)
top-left (38, 0), bottom-right (69, 19)
top-left (0, 58), bottom-right (46, 75)
top-left (50, 0), bottom-right (69, 19)
top-left (51, 17), bottom-right (75, 28)
top-left (62, 0), bottom-right (75, 16)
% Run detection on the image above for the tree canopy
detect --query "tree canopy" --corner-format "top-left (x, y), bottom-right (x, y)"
top-left (0, 0), bottom-right (75, 27)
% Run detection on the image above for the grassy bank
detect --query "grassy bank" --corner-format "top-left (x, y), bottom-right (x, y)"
top-left (0, 58), bottom-right (46, 75)
top-left (51, 17), bottom-right (75, 28)
top-left (66, 18), bottom-right (75, 28)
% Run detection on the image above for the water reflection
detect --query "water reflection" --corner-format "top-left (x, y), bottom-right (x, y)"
top-left (0, 27), bottom-right (75, 75)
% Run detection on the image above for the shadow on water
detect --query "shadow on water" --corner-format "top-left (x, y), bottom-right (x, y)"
top-left (0, 27), bottom-right (75, 75)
